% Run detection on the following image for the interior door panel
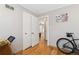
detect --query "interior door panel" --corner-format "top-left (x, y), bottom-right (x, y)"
top-left (23, 12), bottom-right (32, 50)
top-left (31, 15), bottom-right (39, 47)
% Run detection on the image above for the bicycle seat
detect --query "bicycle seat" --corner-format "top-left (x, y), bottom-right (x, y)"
top-left (66, 33), bottom-right (74, 37)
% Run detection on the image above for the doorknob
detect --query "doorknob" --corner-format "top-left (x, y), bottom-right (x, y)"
top-left (31, 32), bottom-right (34, 34)
top-left (25, 33), bottom-right (27, 35)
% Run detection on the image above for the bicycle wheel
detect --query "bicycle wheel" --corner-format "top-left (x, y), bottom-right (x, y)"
top-left (56, 38), bottom-right (75, 54)
top-left (74, 39), bottom-right (79, 50)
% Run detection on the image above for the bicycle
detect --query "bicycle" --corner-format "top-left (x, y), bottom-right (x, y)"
top-left (56, 33), bottom-right (79, 54)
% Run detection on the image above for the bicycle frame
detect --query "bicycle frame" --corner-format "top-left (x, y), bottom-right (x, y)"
top-left (63, 35), bottom-right (79, 51)
top-left (56, 33), bottom-right (79, 54)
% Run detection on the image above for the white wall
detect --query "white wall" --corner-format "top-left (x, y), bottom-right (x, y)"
top-left (0, 4), bottom-right (23, 53)
top-left (0, 4), bottom-right (37, 53)
top-left (45, 16), bottom-right (49, 44)
top-left (49, 5), bottom-right (79, 47)
top-left (41, 5), bottom-right (79, 47)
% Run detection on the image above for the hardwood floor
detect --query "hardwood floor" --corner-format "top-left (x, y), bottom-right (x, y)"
top-left (16, 34), bottom-right (64, 55)
top-left (16, 38), bottom-right (79, 55)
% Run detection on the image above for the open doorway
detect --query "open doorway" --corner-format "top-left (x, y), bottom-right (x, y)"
top-left (39, 16), bottom-right (49, 44)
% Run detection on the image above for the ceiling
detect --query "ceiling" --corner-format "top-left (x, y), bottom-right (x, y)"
top-left (21, 4), bottom-right (70, 16)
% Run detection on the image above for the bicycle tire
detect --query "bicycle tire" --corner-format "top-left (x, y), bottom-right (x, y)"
top-left (56, 38), bottom-right (75, 54)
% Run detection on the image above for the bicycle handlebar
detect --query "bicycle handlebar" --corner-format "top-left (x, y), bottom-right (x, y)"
top-left (66, 33), bottom-right (74, 34)
top-left (66, 33), bottom-right (74, 35)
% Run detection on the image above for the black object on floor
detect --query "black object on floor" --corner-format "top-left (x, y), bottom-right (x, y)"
top-left (7, 36), bottom-right (15, 43)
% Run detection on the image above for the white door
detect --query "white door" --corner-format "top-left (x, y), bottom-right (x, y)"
top-left (23, 12), bottom-right (32, 50)
top-left (31, 15), bottom-right (39, 47)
